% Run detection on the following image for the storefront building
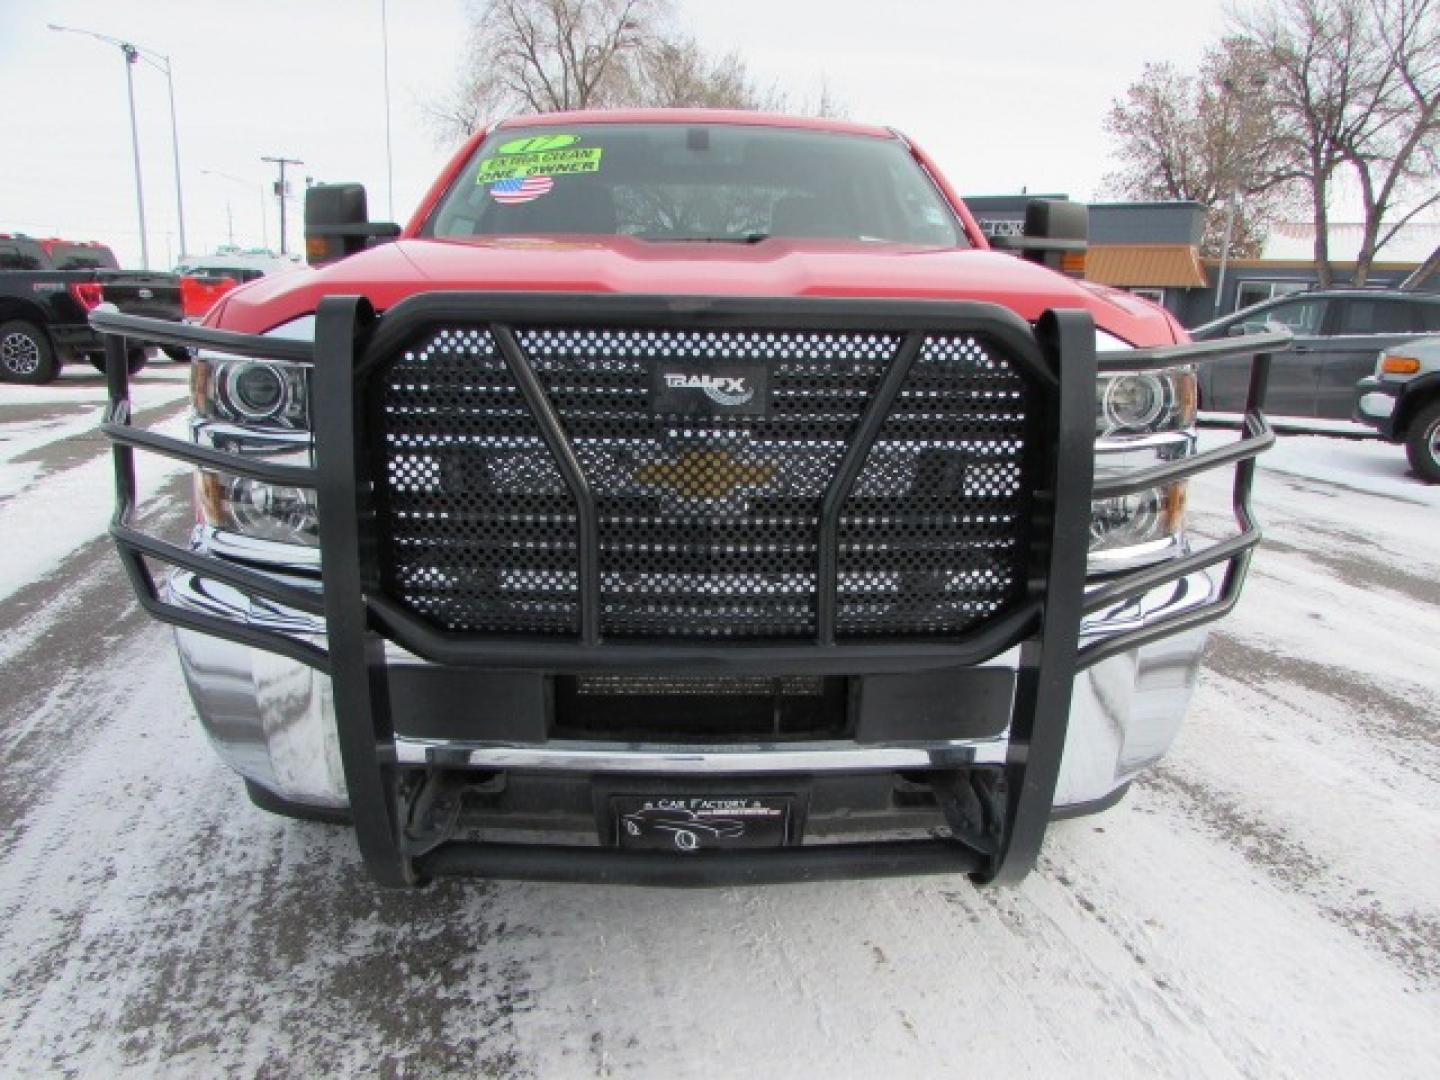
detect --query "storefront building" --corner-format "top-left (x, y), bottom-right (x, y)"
top-left (963, 196), bottom-right (1438, 330)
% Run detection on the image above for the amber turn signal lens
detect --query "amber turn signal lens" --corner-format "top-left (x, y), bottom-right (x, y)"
top-left (1381, 355), bottom-right (1421, 375)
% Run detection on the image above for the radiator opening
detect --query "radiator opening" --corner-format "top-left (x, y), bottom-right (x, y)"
top-left (552, 674), bottom-right (850, 742)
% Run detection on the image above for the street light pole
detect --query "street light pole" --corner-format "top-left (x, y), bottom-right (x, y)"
top-left (1212, 73), bottom-right (1269, 318)
top-left (261, 156), bottom-right (304, 255)
top-left (159, 55), bottom-right (187, 259)
top-left (381, 0), bottom-right (395, 220)
top-left (49, 24), bottom-right (188, 266)
top-left (120, 42), bottom-right (150, 269)
top-left (50, 23), bottom-right (154, 268)
top-left (1213, 189), bottom-right (1238, 318)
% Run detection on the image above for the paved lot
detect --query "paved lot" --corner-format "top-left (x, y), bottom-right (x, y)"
top-left (1, 367), bottom-right (1436, 1078)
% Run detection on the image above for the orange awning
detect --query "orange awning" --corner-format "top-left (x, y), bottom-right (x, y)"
top-left (1085, 244), bottom-right (1208, 288)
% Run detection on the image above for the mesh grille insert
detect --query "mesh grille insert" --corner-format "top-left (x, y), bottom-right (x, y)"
top-left (370, 323), bottom-right (1037, 641)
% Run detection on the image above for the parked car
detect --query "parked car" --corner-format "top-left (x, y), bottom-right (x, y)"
top-left (1355, 335), bottom-right (1440, 482)
top-left (0, 233), bottom-right (182, 383)
top-left (93, 110), bottom-right (1279, 888)
top-left (175, 250), bottom-right (299, 320)
top-left (1190, 289), bottom-right (1440, 421)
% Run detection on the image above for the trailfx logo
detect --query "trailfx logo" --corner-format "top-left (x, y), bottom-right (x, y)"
top-left (661, 372), bottom-right (755, 406)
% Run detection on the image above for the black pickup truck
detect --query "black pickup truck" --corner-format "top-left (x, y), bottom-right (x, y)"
top-left (0, 234), bottom-right (182, 384)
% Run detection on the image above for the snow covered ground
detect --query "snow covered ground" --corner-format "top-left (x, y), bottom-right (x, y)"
top-left (0, 371), bottom-right (1436, 1078)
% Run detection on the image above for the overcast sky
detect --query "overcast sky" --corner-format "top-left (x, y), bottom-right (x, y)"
top-left (1, 0), bottom-right (1241, 268)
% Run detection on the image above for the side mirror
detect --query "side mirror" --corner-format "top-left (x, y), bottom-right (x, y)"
top-left (988, 199), bottom-right (1088, 276)
top-left (304, 183), bottom-right (401, 266)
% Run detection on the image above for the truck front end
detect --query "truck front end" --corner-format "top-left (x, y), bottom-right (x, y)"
top-left (93, 115), bottom-right (1282, 886)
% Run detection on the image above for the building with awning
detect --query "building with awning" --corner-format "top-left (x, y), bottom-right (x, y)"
top-left (964, 195), bottom-right (1437, 329)
top-left (1084, 243), bottom-right (1209, 291)
top-left (966, 197), bottom-right (1210, 317)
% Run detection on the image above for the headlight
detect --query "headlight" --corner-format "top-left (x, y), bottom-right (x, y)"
top-left (1089, 483), bottom-right (1186, 559)
top-left (197, 471), bottom-right (319, 547)
top-left (190, 340), bottom-right (315, 552)
top-left (1090, 333), bottom-right (1196, 574)
top-left (192, 355), bottom-right (309, 429)
top-left (1095, 368), bottom-right (1196, 437)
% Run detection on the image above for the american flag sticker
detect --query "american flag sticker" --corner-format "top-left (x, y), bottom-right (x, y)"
top-left (491, 175), bottom-right (555, 204)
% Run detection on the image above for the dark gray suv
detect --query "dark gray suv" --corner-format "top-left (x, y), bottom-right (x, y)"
top-left (1190, 290), bottom-right (1440, 420)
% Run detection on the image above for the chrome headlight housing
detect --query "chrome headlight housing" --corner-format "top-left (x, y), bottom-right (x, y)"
top-left (196, 470), bottom-right (319, 547)
top-left (192, 355), bottom-right (310, 429)
top-left (1090, 332), bottom-right (1197, 574)
top-left (1095, 368), bottom-right (1196, 437)
top-left (190, 337), bottom-right (316, 558)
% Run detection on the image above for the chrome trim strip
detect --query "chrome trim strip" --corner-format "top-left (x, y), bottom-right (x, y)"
top-left (392, 738), bottom-right (1009, 772)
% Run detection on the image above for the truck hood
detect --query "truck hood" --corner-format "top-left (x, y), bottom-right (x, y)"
top-left (214, 236), bottom-right (1180, 346)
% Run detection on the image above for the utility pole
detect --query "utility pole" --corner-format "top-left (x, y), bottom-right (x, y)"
top-left (261, 155), bottom-right (303, 255)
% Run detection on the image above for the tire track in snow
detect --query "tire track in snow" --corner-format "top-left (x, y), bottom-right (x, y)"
top-left (0, 480), bottom-right (191, 861)
top-left (0, 641), bottom-right (537, 1078)
top-left (1207, 633), bottom-right (1438, 759)
top-left (1144, 767), bottom-right (1440, 982)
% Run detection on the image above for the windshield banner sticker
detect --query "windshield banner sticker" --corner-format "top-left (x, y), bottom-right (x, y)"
top-left (478, 146), bottom-right (603, 183)
top-left (497, 134), bottom-right (579, 155)
top-left (490, 176), bottom-right (554, 204)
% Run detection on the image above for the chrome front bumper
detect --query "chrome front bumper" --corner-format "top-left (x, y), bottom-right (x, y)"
top-left (170, 565), bottom-right (1215, 813)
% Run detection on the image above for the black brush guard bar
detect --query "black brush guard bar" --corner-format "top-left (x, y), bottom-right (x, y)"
top-left (92, 297), bottom-right (1282, 887)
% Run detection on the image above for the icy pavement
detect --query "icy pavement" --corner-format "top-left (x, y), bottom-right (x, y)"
top-left (0, 374), bottom-right (1436, 1078)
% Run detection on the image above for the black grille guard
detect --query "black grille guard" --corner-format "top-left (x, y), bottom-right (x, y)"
top-left (93, 294), bottom-right (1285, 887)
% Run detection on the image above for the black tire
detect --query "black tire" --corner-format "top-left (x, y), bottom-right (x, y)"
top-left (87, 348), bottom-right (150, 376)
top-left (0, 319), bottom-right (60, 384)
top-left (244, 779), bottom-right (352, 825)
top-left (1404, 399), bottom-right (1440, 484)
top-left (162, 345), bottom-right (192, 363)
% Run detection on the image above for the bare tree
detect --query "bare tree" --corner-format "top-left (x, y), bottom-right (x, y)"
top-left (629, 37), bottom-right (780, 109)
top-left (425, 0), bottom-right (663, 145)
top-left (426, 0), bottom-right (846, 146)
top-left (1346, 0), bottom-right (1440, 282)
top-left (1102, 39), bottom-right (1298, 257)
top-left (1235, 0), bottom-right (1440, 285)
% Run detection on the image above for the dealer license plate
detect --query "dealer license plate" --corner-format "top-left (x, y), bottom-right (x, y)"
top-left (611, 795), bottom-right (793, 852)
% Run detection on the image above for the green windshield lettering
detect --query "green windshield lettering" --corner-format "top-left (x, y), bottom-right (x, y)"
top-left (478, 147), bottom-right (604, 183)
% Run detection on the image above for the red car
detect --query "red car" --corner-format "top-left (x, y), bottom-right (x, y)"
top-left (93, 111), bottom-right (1282, 888)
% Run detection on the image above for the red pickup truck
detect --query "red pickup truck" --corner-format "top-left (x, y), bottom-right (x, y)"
top-left (93, 111), bottom-right (1282, 887)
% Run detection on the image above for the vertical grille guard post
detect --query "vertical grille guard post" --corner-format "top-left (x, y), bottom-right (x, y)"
top-left (983, 310), bottom-right (1096, 883)
top-left (314, 296), bottom-right (413, 887)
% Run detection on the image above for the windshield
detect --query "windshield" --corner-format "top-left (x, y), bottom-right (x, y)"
top-left (427, 123), bottom-right (965, 247)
